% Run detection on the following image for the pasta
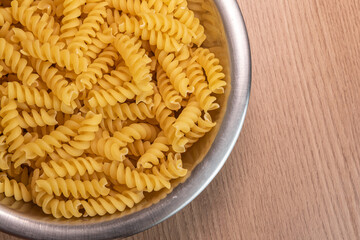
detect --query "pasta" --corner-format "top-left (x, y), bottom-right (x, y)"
top-left (0, 173), bottom-right (32, 202)
top-left (0, 0), bottom-right (226, 219)
top-left (35, 177), bottom-right (110, 199)
top-left (41, 157), bottom-right (104, 178)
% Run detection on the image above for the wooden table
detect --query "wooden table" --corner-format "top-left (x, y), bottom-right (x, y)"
top-left (1, 0), bottom-right (360, 239)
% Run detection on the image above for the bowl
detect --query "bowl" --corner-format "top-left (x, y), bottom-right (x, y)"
top-left (0, 0), bottom-right (251, 239)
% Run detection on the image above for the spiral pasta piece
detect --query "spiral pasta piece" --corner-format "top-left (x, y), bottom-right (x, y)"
top-left (6, 81), bottom-right (76, 114)
top-left (105, 8), bottom-right (121, 26)
top-left (11, 133), bottom-right (40, 167)
top-left (193, 48), bottom-right (226, 94)
top-left (155, 49), bottom-right (192, 97)
top-left (58, 112), bottom-right (102, 158)
top-left (0, 22), bottom-right (16, 47)
top-left (21, 39), bottom-right (88, 74)
top-left (36, 177), bottom-right (110, 199)
top-left (140, 12), bottom-right (195, 44)
top-left (173, 97), bottom-right (201, 136)
top-left (0, 38), bottom-right (39, 86)
top-left (76, 46), bottom-right (118, 91)
top-left (98, 67), bottom-right (132, 89)
top-left (34, 0), bottom-right (57, 16)
top-left (31, 59), bottom-right (78, 106)
top-left (34, 191), bottom-right (82, 219)
top-left (185, 112), bottom-right (216, 147)
top-left (0, 173), bottom-right (32, 202)
top-left (103, 161), bottom-right (170, 192)
top-left (60, 0), bottom-right (86, 41)
top-left (0, 97), bottom-right (24, 152)
top-left (153, 93), bottom-right (176, 138)
top-left (11, 1), bottom-right (61, 46)
top-left (83, 33), bottom-right (109, 60)
top-left (76, 171), bottom-right (109, 183)
top-left (156, 65), bottom-right (182, 111)
top-left (68, 2), bottom-right (107, 54)
top-left (18, 109), bottom-right (58, 128)
top-left (153, 93), bottom-right (188, 153)
top-left (81, 190), bottom-right (144, 217)
top-left (95, 66), bottom-right (153, 104)
top-left (113, 123), bottom-right (158, 146)
top-left (20, 116), bottom-right (82, 159)
top-left (114, 34), bottom-right (152, 92)
top-left (88, 84), bottom-right (137, 108)
top-left (41, 157), bottom-right (104, 178)
top-left (91, 101), bottom-right (154, 121)
top-left (137, 133), bottom-right (169, 168)
top-left (187, 59), bottom-right (219, 112)
top-left (90, 131), bottom-right (129, 161)
top-left (151, 152), bottom-right (187, 179)
top-left (118, 13), bottom-right (182, 53)
top-left (127, 140), bottom-right (151, 157)
top-left (173, 2), bottom-right (206, 45)
top-left (162, 0), bottom-right (185, 13)
top-left (0, 7), bottom-right (12, 25)
top-left (99, 118), bottom-right (123, 133)
top-left (105, 0), bottom-right (143, 15)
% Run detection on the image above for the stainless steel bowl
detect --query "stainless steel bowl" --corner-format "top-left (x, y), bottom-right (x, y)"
top-left (0, 0), bottom-right (251, 239)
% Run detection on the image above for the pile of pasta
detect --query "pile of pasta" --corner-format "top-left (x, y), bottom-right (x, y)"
top-left (0, 0), bottom-right (226, 218)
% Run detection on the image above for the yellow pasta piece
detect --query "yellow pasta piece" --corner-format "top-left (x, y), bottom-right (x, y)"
top-left (89, 131), bottom-right (128, 162)
top-left (76, 46), bottom-right (118, 91)
top-left (31, 59), bottom-right (79, 105)
top-left (81, 190), bottom-right (144, 217)
top-left (35, 177), bottom-right (110, 199)
top-left (127, 140), bottom-right (151, 157)
top-left (6, 82), bottom-right (76, 114)
top-left (103, 161), bottom-right (171, 192)
top-left (21, 39), bottom-right (88, 74)
top-left (0, 173), bottom-right (32, 202)
top-left (155, 48), bottom-right (192, 97)
top-left (137, 132), bottom-right (169, 168)
top-left (0, 97), bottom-right (24, 152)
top-left (0, 38), bottom-right (39, 86)
top-left (105, 0), bottom-right (143, 15)
top-left (187, 58), bottom-right (219, 112)
top-left (118, 13), bottom-right (182, 53)
top-left (41, 157), bottom-right (104, 178)
top-left (91, 101), bottom-right (154, 121)
top-left (60, 0), bottom-right (86, 41)
top-left (114, 34), bottom-right (152, 92)
top-left (173, 97), bottom-right (201, 136)
top-left (34, 191), bottom-right (82, 219)
top-left (193, 48), bottom-right (226, 94)
top-left (11, 1), bottom-right (61, 46)
top-left (156, 65), bottom-right (182, 111)
top-left (68, 2), bottom-right (107, 55)
top-left (140, 12), bottom-right (195, 44)
top-left (18, 109), bottom-right (58, 128)
top-left (174, 1), bottom-right (206, 45)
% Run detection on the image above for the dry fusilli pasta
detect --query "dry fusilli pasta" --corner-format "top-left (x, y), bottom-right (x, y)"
top-left (0, 0), bottom-right (226, 219)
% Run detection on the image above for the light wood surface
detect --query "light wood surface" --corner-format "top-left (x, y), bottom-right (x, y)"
top-left (2, 0), bottom-right (360, 239)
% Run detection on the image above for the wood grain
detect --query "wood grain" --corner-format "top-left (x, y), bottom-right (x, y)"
top-left (1, 0), bottom-right (360, 239)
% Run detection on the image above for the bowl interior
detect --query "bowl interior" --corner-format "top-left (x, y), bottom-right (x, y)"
top-left (0, 0), bottom-right (247, 239)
